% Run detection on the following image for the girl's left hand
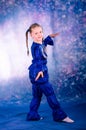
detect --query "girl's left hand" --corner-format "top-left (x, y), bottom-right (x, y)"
top-left (35, 71), bottom-right (44, 81)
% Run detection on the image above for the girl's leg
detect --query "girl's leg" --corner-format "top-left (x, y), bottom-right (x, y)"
top-left (40, 82), bottom-right (67, 122)
top-left (27, 84), bottom-right (42, 121)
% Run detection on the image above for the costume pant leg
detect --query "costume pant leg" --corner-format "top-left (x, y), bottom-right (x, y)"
top-left (40, 82), bottom-right (67, 121)
top-left (27, 84), bottom-right (42, 121)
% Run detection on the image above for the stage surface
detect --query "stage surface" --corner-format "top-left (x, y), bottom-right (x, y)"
top-left (0, 99), bottom-right (86, 130)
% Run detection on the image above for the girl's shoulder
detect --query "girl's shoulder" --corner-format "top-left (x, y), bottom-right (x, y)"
top-left (31, 42), bottom-right (41, 52)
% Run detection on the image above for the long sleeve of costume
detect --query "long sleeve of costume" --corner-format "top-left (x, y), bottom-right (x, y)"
top-left (43, 36), bottom-right (54, 46)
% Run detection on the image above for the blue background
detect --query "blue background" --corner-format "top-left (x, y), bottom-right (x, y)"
top-left (0, 0), bottom-right (86, 130)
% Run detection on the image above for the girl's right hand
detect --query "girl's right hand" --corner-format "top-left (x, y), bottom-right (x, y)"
top-left (35, 71), bottom-right (44, 81)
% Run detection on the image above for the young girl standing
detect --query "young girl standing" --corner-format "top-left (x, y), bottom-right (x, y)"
top-left (25, 23), bottom-right (74, 123)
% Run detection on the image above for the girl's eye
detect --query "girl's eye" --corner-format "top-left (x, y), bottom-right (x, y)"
top-left (40, 31), bottom-right (42, 33)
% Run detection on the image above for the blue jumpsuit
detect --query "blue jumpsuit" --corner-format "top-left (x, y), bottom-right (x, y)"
top-left (27, 36), bottom-right (67, 121)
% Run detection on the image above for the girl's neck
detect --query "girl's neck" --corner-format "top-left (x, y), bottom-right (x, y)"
top-left (33, 40), bottom-right (42, 44)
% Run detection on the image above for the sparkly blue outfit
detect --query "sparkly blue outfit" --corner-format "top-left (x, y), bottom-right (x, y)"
top-left (27, 36), bottom-right (67, 121)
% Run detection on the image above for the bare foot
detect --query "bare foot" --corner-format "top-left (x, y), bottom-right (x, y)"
top-left (62, 117), bottom-right (74, 123)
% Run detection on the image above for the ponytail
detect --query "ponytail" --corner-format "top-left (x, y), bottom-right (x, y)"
top-left (26, 29), bottom-right (29, 55)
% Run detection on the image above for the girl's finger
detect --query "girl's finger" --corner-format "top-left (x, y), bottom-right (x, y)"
top-left (35, 74), bottom-right (40, 81)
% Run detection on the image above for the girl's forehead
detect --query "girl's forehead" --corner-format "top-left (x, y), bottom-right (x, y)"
top-left (32, 26), bottom-right (42, 32)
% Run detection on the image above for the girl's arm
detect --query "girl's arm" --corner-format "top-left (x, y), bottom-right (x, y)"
top-left (43, 33), bottom-right (59, 46)
top-left (49, 33), bottom-right (59, 38)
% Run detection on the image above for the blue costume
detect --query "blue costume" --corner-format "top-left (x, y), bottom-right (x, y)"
top-left (27, 36), bottom-right (67, 121)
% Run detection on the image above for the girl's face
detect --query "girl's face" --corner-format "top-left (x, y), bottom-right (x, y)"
top-left (30, 26), bottom-right (43, 44)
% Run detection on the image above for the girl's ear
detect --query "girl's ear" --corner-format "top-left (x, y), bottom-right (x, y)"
top-left (30, 32), bottom-right (33, 39)
top-left (30, 33), bottom-right (32, 37)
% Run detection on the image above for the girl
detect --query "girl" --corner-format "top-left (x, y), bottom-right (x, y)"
top-left (25, 23), bottom-right (74, 123)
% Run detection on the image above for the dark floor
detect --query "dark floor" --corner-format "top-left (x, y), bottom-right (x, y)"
top-left (0, 100), bottom-right (86, 130)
